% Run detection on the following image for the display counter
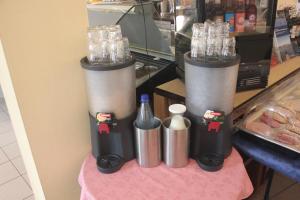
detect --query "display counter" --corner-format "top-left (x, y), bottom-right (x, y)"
top-left (153, 56), bottom-right (300, 120)
top-left (153, 56), bottom-right (300, 191)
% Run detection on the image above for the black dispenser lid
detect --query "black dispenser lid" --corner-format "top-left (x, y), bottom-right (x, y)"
top-left (80, 55), bottom-right (135, 71)
top-left (97, 154), bottom-right (125, 174)
top-left (184, 52), bottom-right (240, 68)
top-left (196, 154), bottom-right (224, 172)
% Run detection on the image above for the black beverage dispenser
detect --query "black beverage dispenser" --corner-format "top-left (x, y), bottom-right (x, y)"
top-left (184, 52), bottom-right (240, 171)
top-left (80, 55), bottom-right (136, 174)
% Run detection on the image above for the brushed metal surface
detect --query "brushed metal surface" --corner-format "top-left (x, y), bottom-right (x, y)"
top-left (134, 118), bottom-right (162, 167)
top-left (163, 117), bottom-right (191, 168)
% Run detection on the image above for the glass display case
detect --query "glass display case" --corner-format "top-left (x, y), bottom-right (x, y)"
top-left (87, 0), bottom-right (176, 61)
top-left (238, 70), bottom-right (300, 154)
top-left (175, 0), bottom-right (278, 91)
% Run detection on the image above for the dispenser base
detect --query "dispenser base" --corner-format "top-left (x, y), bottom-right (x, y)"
top-left (97, 154), bottom-right (125, 174)
top-left (89, 112), bottom-right (136, 173)
top-left (196, 154), bottom-right (224, 172)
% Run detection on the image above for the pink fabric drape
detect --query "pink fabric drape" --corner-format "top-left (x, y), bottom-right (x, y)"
top-left (78, 148), bottom-right (253, 200)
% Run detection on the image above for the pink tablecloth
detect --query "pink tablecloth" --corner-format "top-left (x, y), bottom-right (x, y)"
top-left (78, 148), bottom-right (253, 200)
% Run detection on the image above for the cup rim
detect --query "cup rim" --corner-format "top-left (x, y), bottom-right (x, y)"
top-left (133, 117), bottom-right (162, 131)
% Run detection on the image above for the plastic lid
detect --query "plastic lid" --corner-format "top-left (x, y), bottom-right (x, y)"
top-left (169, 104), bottom-right (187, 115)
top-left (196, 154), bottom-right (224, 172)
top-left (97, 154), bottom-right (124, 174)
top-left (140, 94), bottom-right (149, 103)
top-left (184, 52), bottom-right (240, 68)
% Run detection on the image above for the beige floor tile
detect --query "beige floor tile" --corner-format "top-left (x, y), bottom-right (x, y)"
top-left (0, 162), bottom-right (19, 184)
top-left (0, 111), bottom-right (8, 123)
top-left (22, 174), bottom-right (31, 188)
top-left (247, 172), bottom-right (297, 200)
top-left (0, 149), bottom-right (9, 165)
top-left (2, 142), bottom-right (20, 160)
top-left (24, 194), bottom-right (34, 200)
top-left (270, 173), bottom-right (296, 197)
top-left (0, 120), bottom-right (13, 134)
top-left (11, 157), bottom-right (26, 175)
top-left (0, 177), bottom-right (32, 200)
top-left (272, 183), bottom-right (300, 200)
top-left (0, 131), bottom-right (16, 147)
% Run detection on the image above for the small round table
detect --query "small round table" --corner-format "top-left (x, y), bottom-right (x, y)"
top-left (78, 148), bottom-right (253, 200)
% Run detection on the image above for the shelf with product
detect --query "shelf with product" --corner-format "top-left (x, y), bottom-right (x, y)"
top-left (174, 0), bottom-right (278, 91)
top-left (204, 0), bottom-right (273, 36)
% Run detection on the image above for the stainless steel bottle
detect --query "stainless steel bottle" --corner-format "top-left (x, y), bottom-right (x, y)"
top-left (163, 117), bottom-right (191, 168)
top-left (134, 118), bottom-right (162, 168)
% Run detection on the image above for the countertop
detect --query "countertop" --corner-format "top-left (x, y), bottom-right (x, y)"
top-left (155, 57), bottom-right (300, 108)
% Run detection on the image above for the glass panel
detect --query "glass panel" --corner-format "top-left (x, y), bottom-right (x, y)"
top-left (175, 0), bottom-right (197, 34)
top-left (205, 0), bottom-right (271, 35)
top-left (117, 2), bottom-right (175, 60)
top-left (87, 1), bottom-right (176, 61)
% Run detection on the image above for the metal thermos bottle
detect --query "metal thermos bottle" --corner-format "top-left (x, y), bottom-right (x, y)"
top-left (134, 118), bottom-right (162, 168)
top-left (163, 117), bottom-right (191, 168)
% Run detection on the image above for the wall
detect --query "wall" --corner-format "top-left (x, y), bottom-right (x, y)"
top-left (0, 0), bottom-right (91, 199)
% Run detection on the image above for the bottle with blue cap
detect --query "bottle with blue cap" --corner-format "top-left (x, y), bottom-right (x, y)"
top-left (136, 94), bottom-right (156, 129)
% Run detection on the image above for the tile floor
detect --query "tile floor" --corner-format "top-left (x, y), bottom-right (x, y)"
top-left (248, 172), bottom-right (300, 200)
top-left (0, 98), bottom-right (34, 200)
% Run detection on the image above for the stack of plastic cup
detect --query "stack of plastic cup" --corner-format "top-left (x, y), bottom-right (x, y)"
top-left (87, 25), bottom-right (131, 64)
top-left (191, 20), bottom-right (236, 60)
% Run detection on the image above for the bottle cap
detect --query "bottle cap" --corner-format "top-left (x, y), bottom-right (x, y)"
top-left (140, 94), bottom-right (149, 103)
top-left (169, 104), bottom-right (187, 115)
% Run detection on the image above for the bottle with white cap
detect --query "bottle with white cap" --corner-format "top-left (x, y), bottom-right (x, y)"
top-left (169, 104), bottom-right (187, 130)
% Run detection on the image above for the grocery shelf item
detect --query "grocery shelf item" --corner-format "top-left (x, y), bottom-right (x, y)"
top-left (240, 71), bottom-right (300, 154)
top-left (169, 104), bottom-right (187, 130)
top-left (169, 115), bottom-right (186, 130)
top-left (168, 104), bottom-right (187, 116)
top-left (136, 94), bottom-right (157, 130)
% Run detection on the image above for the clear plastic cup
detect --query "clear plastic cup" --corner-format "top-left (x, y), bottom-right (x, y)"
top-left (116, 39), bottom-right (125, 62)
top-left (99, 40), bottom-right (110, 62)
top-left (108, 26), bottom-right (122, 41)
top-left (109, 40), bottom-right (118, 63)
top-left (87, 25), bottom-right (131, 64)
top-left (206, 36), bottom-right (216, 57)
top-left (222, 37), bottom-right (236, 57)
top-left (214, 37), bottom-right (223, 56)
top-left (123, 37), bottom-right (130, 59)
